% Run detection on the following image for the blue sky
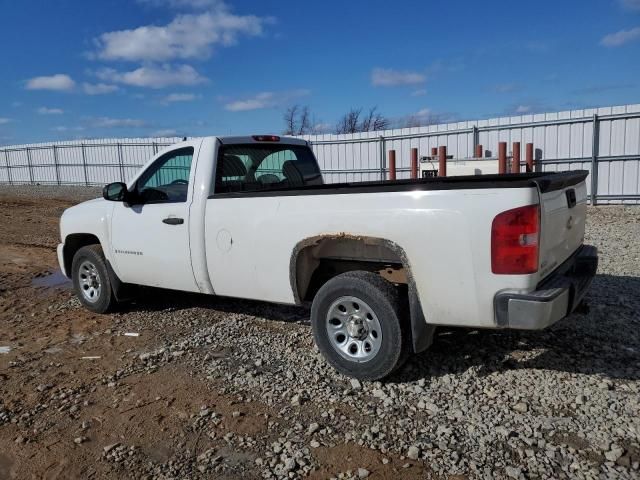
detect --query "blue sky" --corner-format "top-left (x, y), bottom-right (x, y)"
top-left (1, 0), bottom-right (639, 145)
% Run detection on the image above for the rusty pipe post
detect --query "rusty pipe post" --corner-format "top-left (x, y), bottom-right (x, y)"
top-left (512, 142), bottom-right (521, 174)
top-left (438, 146), bottom-right (447, 177)
top-left (475, 144), bottom-right (483, 158)
top-left (388, 149), bottom-right (396, 180)
top-left (498, 142), bottom-right (507, 174)
top-left (526, 142), bottom-right (534, 172)
top-left (410, 147), bottom-right (418, 179)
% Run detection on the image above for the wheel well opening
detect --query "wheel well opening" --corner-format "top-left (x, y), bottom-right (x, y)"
top-left (63, 234), bottom-right (100, 277)
top-left (294, 236), bottom-right (408, 302)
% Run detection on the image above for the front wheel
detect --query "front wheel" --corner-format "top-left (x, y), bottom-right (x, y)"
top-left (311, 271), bottom-right (409, 380)
top-left (71, 245), bottom-right (117, 313)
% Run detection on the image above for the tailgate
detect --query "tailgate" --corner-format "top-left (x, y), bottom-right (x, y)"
top-left (535, 171), bottom-right (588, 280)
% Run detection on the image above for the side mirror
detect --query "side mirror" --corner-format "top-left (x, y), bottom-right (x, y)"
top-left (103, 182), bottom-right (128, 201)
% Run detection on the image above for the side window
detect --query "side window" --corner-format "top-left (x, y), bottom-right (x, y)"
top-left (213, 144), bottom-right (323, 194)
top-left (136, 147), bottom-right (194, 203)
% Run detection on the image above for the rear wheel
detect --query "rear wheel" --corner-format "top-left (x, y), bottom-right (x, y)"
top-left (71, 245), bottom-right (117, 313)
top-left (311, 271), bottom-right (409, 380)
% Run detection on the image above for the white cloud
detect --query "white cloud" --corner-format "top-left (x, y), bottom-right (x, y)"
top-left (83, 83), bottom-right (119, 95)
top-left (25, 74), bottom-right (75, 91)
top-left (152, 129), bottom-right (180, 137)
top-left (161, 92), bottom-right (198, 104)
top-left (225, 92), bottom-right (274, 111)
top-left (90, 117), bottom-right (147, 128)
top-left (411, 88), bottom-right (427, 97)
top-left (371, 68), bottom-right (426, 87)
top-left (96, 64), bottom-right (207, 89)
top-left (93, 6), bottom-right (271, 62)
top-left (601, 27), bottom-right (640, 47)
top-left (224, 89), bottom-right (309, 112)
top-left (37, 107), bottom-right (64, 115)
top-left (620, 0), bottom-right (640, 10)
top-left (311, 123), bottom-right (332, 134)
top-left (52, 126), bottom-right (84, 132)
top-left (0, 118), bottom-right (11, 125)
top-left (514, 105), bottom-right (532, 114)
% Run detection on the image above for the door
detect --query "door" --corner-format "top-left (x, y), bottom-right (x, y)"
top-left (110, 146), bottom-right (199, 292)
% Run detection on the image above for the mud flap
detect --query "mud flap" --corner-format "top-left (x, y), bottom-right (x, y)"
top-left (105, 260), bottom-right (138, 302)
top-left (408, 281), bottom-right (435, 353)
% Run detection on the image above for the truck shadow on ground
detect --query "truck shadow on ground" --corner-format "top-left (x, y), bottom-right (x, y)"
top-left (128, 273), bottom-right (639, 383)
top-left (391, 273), bottom-right (640, 383)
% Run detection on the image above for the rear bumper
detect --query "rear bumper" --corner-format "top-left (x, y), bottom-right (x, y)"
top-left (494, 245), bottom-right (598, 330)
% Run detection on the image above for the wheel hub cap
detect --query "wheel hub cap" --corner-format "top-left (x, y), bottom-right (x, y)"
top-left (346, 315), bottom-right (368, 339)
top-left (326, 296), bottom-right (382, 363)
top-left (78, 260), bottom-right (102, 303)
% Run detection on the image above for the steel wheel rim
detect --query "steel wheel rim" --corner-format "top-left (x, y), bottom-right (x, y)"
top-left (78, 260), bottom-right (102, 303)
top-left (326, 296), bottom-right (382, 363)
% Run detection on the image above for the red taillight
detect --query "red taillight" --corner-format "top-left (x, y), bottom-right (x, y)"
top-left (491, 205), bottom-right (540, 274)
top-left (252, 135), bottom-right (280, 142)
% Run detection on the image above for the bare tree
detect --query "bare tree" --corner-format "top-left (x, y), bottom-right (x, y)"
top-left (335, 107), bottom-right (389, 134)
top-left (400, 111), bottom-right (441, 129)
top-left (335, 108), bottom-right (362, 134)
top-left (360, 107), bottom-right (389, 132)
top-left (283, 105), bottom-right (315, 135)
top-left (283, 105), bottom-right (299, 135)
top-left (297, 106), bottom-right (311, 135)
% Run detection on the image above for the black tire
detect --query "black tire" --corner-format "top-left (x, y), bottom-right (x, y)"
top-left (71, 244), bottom-right (117, 314)
top-left (311, 271), bottom-right (410, 381)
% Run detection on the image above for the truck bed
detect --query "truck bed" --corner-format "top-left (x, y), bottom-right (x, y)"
top-left (210, 170), bottom-right (589, 198)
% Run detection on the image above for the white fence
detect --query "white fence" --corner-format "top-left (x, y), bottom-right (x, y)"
top-left (1, 104), bottom-right (640, 204)
top-left (303, 104), bottom-right (640, 204)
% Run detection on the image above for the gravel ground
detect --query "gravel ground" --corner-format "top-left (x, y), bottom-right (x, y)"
top-left (0, 184), bottom-right (101, 202)
top-left (0, 186), bottom-right (638, 479)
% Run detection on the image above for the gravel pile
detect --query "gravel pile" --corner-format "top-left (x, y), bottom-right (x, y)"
top-left (80, 206), bottom-right (639, 479)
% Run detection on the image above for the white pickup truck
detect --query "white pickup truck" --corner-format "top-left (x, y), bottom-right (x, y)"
top-left (58, 135), bottom-right (598, 380)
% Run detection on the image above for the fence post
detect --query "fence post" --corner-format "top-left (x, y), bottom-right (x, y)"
top-left (26, 147), bottom-right (34, 184)
top-left (525, 143), bottom-right (534, 172)
top-left (475, 144), bottom-right (483, 158)
top-left (472, 125), bottom-right (479, 157)
top-left (410, 147), bottom-right (418, 179)
top-left (3, 150), bottom-right (12, 185)
top-left (498, 142), bottom-right (507, 174)
top-left (117, 142), bottom-right (125, 183)
top-left (388, 150), bottom-right (396, 180)
top-left (512, 142), bottom-right (521, 173)
top-left (438, 146), bottom-right (447, 177)
top-left (152, 141), bottom-right (158, 155)
top-left (379, 136), bottom-right (386, 181)
top-left (52, 145), bottom-right (61, 185)
top-left (81, 143), bottom-right (89, 186)
top-left (591, 114), bottom-right (599, 206)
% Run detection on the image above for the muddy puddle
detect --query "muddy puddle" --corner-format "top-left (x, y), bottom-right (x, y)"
top-left (31, 270), bottom-right (71, 289)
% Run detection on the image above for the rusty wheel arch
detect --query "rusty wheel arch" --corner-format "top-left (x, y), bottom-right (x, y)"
top-left (289, 234), bottom-right (435, 354)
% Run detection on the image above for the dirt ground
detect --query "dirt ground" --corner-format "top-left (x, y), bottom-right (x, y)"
top-left (0, 189), bottom-right (433, 479)
top-left (1, 188), bottom-right (639, 480)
